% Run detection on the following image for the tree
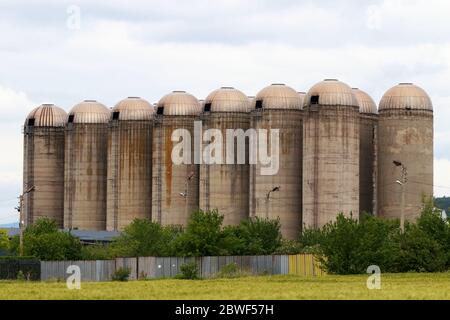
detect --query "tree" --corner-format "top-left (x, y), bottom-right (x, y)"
top-left (310, 213), bottom-right (400, 274)
top-left (173, 209), bottom-right (227, 257)
top-left (10, 218), bottom-right (82, 261)
top-left (0, 229), bottom-right (9, 252)
top-left (392, 223), bottom-right (447, 273)
top-left (223, 217), bottom-right (282, 255)
top-left (111, 219), bottom-right (181, 257)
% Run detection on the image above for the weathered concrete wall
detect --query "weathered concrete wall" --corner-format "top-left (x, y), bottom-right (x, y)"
top-left (152, 116), bottom-right (199, 226)
top-left (377, 109), bottom-right (433, 221)
top-left (199, 113), bottom-right (250, 226)
top-left (250, 109), bottom-right (303, 239)
top-left (107, 120), bottom-right (153, 231)
top-left (359, 114), bottom-right (378, 215)
top-left (64, 123), bottom-right (108, 230)
top-left (303, 105), bottom-right (360, 229)
top-left (23, 127), bottom-right (65, 227)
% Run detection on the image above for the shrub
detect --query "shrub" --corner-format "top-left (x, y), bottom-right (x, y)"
top-left (273, 239), bottom-right (304, 255)
top-left (16, 270), bottom-right (25, 281)
top-left (0, 229), bottom-right (9, 252)
top-left (416, 198), bottom-right (450, 268)
top-left (81, 243), bottom-right (113, 260)
top-left (310, 213), bottom-right (400, 274)
top-left (222, 217), bottom-right (282, 255)
top-left (176, 262), bottom-right (199, 280)
top-left (216, 262), bottom-right (242, 278)
top-left (112, 267), bottom-right (131, 282)
top-left (8, 218), bottom-right (82, 261)
top-left (392, 223), bottom-right (447, 273)
top-left (111, 219), bottom-right (182, 257)
top-left (173, 210), bottom-right (227, 257)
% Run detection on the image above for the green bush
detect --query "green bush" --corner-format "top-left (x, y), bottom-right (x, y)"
top-left (111, 219), bottom-right (182, 257)
top-left (223, 217), bottom-right (282, 255)
top-left (173, 210), bottom-right (227, 257)
top-left (416, 198), bottom-right (450, 268)
top-left (16, 270), bottom-right (25, 281)
top-left (9, 218), bottom-right (82, 261)
top-left (0, 229), bottom-right (9, 252)
top-left (300, 201), bottom-right (450, 275)
top-left (392, 223), bottom-right (447, 273)
top-left (176, 262), bottom-right (199, 280)
top-left (273, 239), bottom-right (304, 255)
top-left (112, 267), bottom-right (131, 281)
top-left (216, 262), bottom-right (242, 278)
top-left (81, 243), bottom-right (113, 260)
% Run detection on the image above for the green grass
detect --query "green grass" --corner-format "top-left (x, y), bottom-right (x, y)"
top-left (0, 273), bottom-right (449, 300)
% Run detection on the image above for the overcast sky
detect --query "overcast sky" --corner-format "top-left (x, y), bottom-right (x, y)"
top-left (1, 0), bottom-right (450, 223)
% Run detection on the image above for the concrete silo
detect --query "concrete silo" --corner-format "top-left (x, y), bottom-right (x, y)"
top-left (249, 84), bottom-right (304, 239)
top-left (152, 91), bottom-right (201, 226)
top-left (64, 100), bottom-right (110, 231)
top-left (377, 83), bottom-right (433, 222)
top-left (23, 104), bottom-right (67, 227)
top-left (200, 87), bottom-right (250, 226)
top-left (303, 79), bottom-right (360, 229)
top-left (353, 88), bottom-right (378, 215)
top-left (107, 97), bottom-right (154, 231)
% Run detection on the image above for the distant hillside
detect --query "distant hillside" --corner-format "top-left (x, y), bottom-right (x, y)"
top-left (0, 222), bottom-right (19, 228)
top-left (435, 197), bottom-right (450, 215)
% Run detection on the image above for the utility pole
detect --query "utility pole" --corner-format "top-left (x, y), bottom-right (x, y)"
top-left (393, 161), bottom-right (407, 233)
top-left (17, 185), bottom-right (35, 256)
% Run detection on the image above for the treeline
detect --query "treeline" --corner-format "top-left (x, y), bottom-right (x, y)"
top-left (300, 200), bottom-right (450, 274)
top-left (434, 196), bottom-right (450, 213)
top-left (2, 200), bottom-right (449, 275)
top-left (4, 210), bottom-right (283, 261)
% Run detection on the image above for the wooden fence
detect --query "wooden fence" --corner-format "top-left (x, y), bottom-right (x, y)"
top-left (40, 254), bottom-right (325, 282)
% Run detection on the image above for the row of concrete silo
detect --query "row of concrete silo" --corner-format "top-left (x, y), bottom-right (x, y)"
top-left (22, 80), bottom-right (434, 239)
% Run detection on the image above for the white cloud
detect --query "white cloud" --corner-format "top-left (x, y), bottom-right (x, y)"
top-left (0, 86), bottom-right (34, 223)
top-left (1, 0), bottom-right (450, 221)
top-left (434, 158), bottom-right (450, 197)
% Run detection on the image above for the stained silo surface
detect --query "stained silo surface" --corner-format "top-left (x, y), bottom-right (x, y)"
top-left (303, 79), bottom-right (360, 229)
top-left (152, 91), bottom-right (201, 227)
top-left (377, 83), bottom-right (433, 221)
top-left (353, 88), bottom-right (378, 215)
top-left (200, 87), bottom-right (250, 226)
top-left (107, 97), bottom-right (154, 231)
top-left (64, 100), bottom-right (110, 231)
top-left (23, 104), bottom-right (67, 227)
top-left (249, 84), bottom-right (304, 239)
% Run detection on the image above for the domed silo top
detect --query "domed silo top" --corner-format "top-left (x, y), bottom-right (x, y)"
top-left (204, 87), bottom-right (250, 113)
top-left (156, 91), bottom-right (201, 116)
top-left (67, 100), bottom-right (110, 124)
top-left (304, 79), bottom-right (358, 108)
top-left (112, 97), bottom-right (154, 121)
top-left (25, 104), bottom-right (67, 127)
top-left (352, 88), bottom-right (378, 114)
top-left (379, 83), bottom-right (433, 111)
top-left (254, 84), bottom-right (304, 110)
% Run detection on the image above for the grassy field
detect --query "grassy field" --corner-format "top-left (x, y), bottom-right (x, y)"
top-left (0, 273), bottom-right (449, 300)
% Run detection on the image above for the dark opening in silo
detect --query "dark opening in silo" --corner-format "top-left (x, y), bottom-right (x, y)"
top-left (311, 95), bottom-right (320, 105)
